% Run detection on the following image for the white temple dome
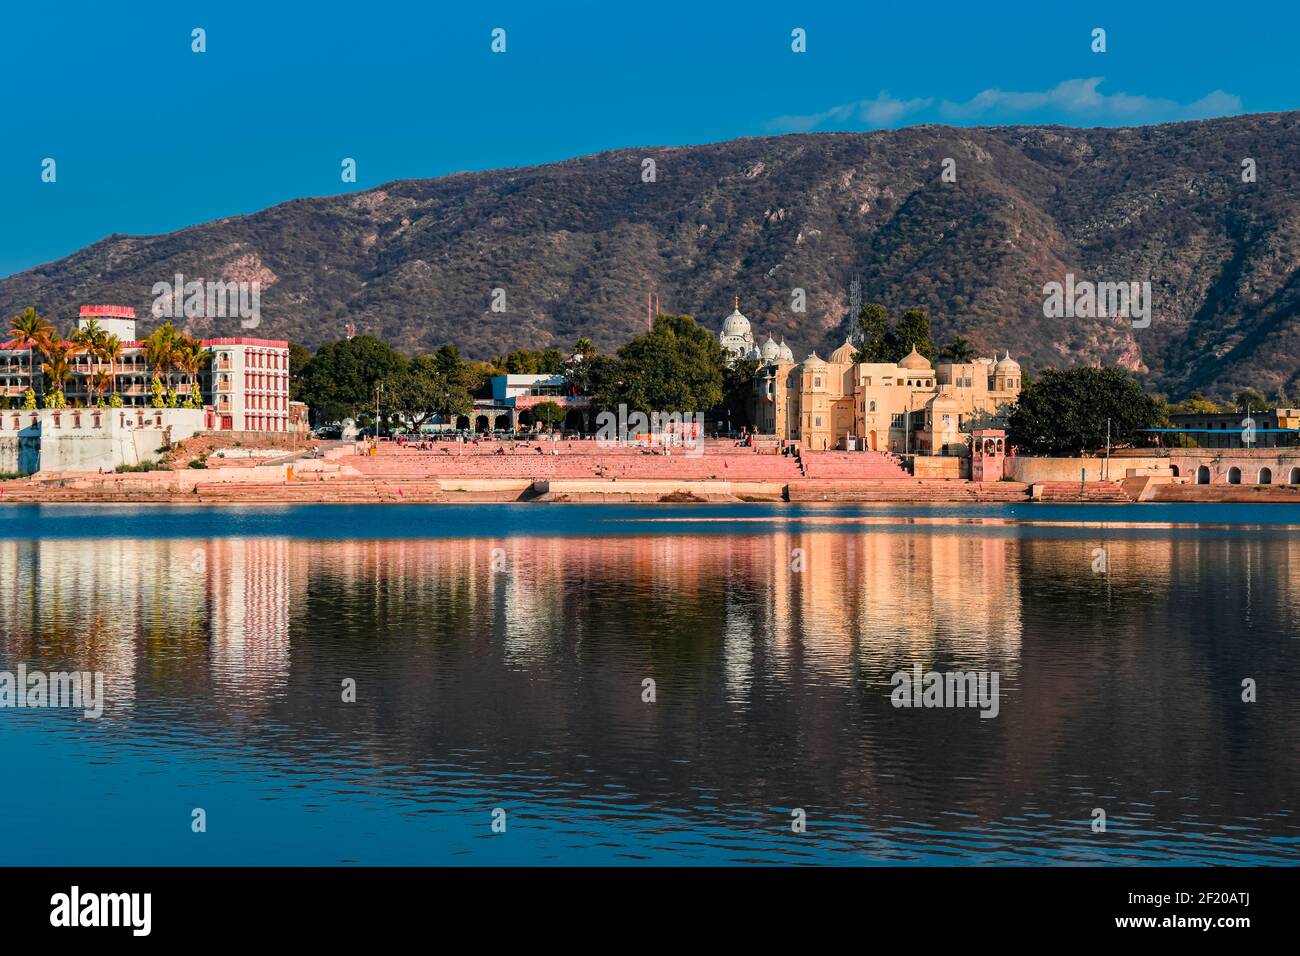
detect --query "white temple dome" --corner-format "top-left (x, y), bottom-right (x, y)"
top-left (721, 308), bottom-right (751, 338)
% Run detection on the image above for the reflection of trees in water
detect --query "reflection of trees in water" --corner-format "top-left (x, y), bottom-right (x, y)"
top-left (1, 529), bottom-right (1295, 856)
top-left (1012, 532), bottom-right (1300, 825)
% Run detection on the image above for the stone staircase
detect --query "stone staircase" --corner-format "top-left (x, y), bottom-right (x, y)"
top-left (787, 479), bottom-right (1030, 502)
top-left (1031, 481), bottom-right (1135, 502)
top-left (799, 451), bottom-right (911, 480)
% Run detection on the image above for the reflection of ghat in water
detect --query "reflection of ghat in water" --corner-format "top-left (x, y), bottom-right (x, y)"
top-left (613, 514), bottom-right (1300, 531)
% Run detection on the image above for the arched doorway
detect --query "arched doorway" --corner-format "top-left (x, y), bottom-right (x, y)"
top-left (1170, 465), bottom-right (1179, 477)
top-left (1291, 467), bottom-right (1300, 484)
top-left (474, 414), bottom-right (490, 433)
top-left (1228, 466), bottom-right (1241, 484)
top-left (454, 415), bottom-right (471, 431)
top-left (1259, 467), bottom-right (1273, 485)
top-left (869, 430), bottom-right (878, 451)
top-left (1196, 465), bottom-right (1210, 484)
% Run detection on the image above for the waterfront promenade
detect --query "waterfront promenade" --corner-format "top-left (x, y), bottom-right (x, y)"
top-left (3, 437), bottom-right (1300, 504)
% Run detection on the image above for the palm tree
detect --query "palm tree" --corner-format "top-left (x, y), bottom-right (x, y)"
top-left (71, 318), bottom-right (106, 403)
top-left (40, 339), bottom-right (74, 407)
top-left (143, 323), bottom-right (180, 389)
top-left (939, 337), bottom-right (977, 364)
top-left (172, 339), bottom-right (204, 404)
top-left (91, 371), bottom-right (113, 406)
top-left (6, 307), bottom-right (54, 398)
top-left (102, 335), bottom-right (123, 400)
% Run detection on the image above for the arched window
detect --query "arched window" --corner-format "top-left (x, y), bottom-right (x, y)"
top-left (868, 400), bottom-right (876, 412)
top-left (1291, 467), bottom-right (1300, 485)
top-left (1170, 465), bottom-right (1180, 477)
top-left (1196, 465), bottom-right (1210, 484)
top-left (1259, 467), bottom-right (1272, 485)
top-left (1228, 466), bottom-right (1241, 484)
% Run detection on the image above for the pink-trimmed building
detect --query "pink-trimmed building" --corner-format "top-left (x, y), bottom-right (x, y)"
top-left (0, 305), bottom-right (290, 432)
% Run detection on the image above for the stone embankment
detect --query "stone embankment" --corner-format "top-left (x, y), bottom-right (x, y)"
top-left (4, 439), bottom-right (1300, 504)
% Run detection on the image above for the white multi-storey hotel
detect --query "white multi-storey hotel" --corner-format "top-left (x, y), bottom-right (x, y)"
top-left (0, 305), bottom-right (291, 432)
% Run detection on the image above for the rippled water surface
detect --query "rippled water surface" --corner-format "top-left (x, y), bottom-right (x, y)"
top-left (1, 502), bottom-right (1297, 865)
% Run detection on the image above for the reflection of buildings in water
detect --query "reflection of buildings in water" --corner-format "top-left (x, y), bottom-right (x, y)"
top-left (207, 537), bottom-right (292, 701)
top-left (315, 531), bottom-right (1029, 687)
top-left (0, 538), bottom-right (189, 708)
top-left (746, 529), bottom-right (1024, 676)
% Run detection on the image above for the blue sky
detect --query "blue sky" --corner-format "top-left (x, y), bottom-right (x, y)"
top-left (2, 0), bottom-right (1295, 278)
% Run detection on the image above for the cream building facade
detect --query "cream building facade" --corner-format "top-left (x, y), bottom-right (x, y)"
top-left (753, 336), bottom-right (1022, 453)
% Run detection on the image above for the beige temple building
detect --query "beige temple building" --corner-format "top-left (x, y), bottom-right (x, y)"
top-left (751, 330), bottom-right (1022, 454)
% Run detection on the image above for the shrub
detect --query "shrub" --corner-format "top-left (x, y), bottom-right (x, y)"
top-left (115, 459), bottom-right (162, 473)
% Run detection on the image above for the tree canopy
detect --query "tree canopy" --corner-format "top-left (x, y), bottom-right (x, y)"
top-left (1008, 367), bottom-right (1162, 455)
top-left (594, 313), bottom-right (724, 414)
top-left (852, 303), bottom-right (936, 363)
top-left (297, 335), bottom-right (408, 423)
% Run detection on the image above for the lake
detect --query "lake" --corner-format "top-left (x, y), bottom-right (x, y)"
top-left (1, 502), bottom-right (1297, 865)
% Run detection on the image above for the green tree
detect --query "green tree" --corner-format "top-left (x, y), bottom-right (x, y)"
top-left (288, 343), bottom-right (313, 402)
top-left (298, 335), bottom-right (408, 424)
top-left (1233, 388), bottom-right (1268, 413)
top-left (382, 354), bottom-right (473, 431)
top-left (602, 314), bottom-right (724, 414)
top-left (939, 336), bottom-right (976, 363)
top-left (885, 309), bottom-right (935, 362)
top-left (1175, 390), bottom-right (1221, 414)
top-left (39, 338), bottom-right (74, 406)
top-left (503, 350), bottom-right (540, 375)
top-left (6, 307), bottom-right (55, 397)
top-left (143, 322), bottom-right (181, 388)
top-left (853, 303), bottom-right (890, 363)
top-left (721, 357), bottom-right (759, 431)
top-left (539, 348), bottom-right (565, 375)
top-left (575, 354), bottom-right (624, 409)
top-left (1008, 367), bottom-right (1161, 455)
top-left (531, 401), bottom-right (565, 431)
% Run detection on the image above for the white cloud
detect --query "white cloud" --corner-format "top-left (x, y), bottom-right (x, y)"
top-left (939, 78), bottom-right (1243, 123)
top-left (766, 79), bottom-right (1243, 133)
top-left (767, 93), bottom-right (933, 133)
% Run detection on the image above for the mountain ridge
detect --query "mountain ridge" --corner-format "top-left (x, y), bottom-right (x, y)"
top-left (3, 112), bottom-right (1299, 400)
